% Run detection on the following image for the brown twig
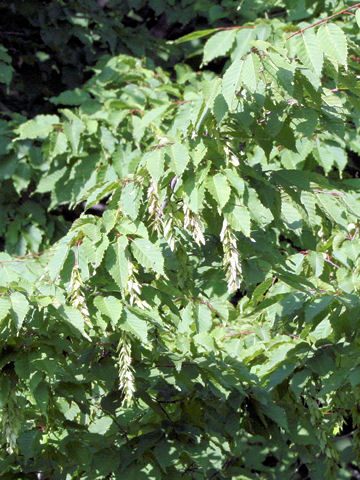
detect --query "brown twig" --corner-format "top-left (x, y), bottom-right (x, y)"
top-left (286, 2), bottom-right (360, 40)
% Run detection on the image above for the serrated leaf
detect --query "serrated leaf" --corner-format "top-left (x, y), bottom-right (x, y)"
top-left (317, 23), bottom-right (347, 66)
top-left (89, 416), bottom-right (113, 434)
top-left (231, 28), bottom-right (256, 60)
top-left (94, 295), bottom-right (123, 328)
top-left (241, 53), bottom-right (260, 92)
top-left (300, 190), bottom-right (317, 225)
top-left (172, 28), bottom-right (218, 44)
top-left (120, 182), bottom-right (142, 220)
top-left (213, 94), bottom-right (228, 123)
top-left (309, 318), bottom-right (333, 341)
top-left (34, 382), bottom-right (49, 414)
top-left (306, 252), bottom-right (324, 278)
top-left (203, 30), bottom-right (237, 65)
top-left (17, 115), bottom-right (59, 139)
top-left (252, 278), bottom-right (273, 303)
top-left (206, 173), bottom-right (231, 209)
top-left (145, 149), bottom-right (164, 182)
top-left (195, 78), bottom-right (222, 130)
top-left (48, 243), bottom-right (70, 281)
top-left (105, 236), bottom-right (129, 291)
top-left (222, 59), bottom-right (244, 109)
top-left (36, 166), bottom-right (67, 194)
top-left (305, 296), bottom-right (333, 322)
top-left (50, 88), bottom-right (91, 105)
top-left (131, 239), bottom-right (164, 275)
top-left (356, 8), bottom-right (360, 28)
top-left (10, 292), bottom-right (29, 331)
top-left (50, 131), bottom-right (68, 157)
top-left (167, 143), bottom-right (190, 176)
top-left (101, 126), bottom-right (116, 154)
top-left (296, 30), bottom-right (323, 78)
top-left (62, 305), bottom-right (90, 339)
top-left (224, 205), bottom-right (251, 236)
top-left (124, 309), bottom-right (148, 343)
top-left (63, 117), bottom-right (85, 154)
top-left (0, 296), bottom-right (11, 321)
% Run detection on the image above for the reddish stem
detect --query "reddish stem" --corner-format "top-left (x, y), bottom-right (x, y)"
top-left (286, 2), bottom-right (360, 40)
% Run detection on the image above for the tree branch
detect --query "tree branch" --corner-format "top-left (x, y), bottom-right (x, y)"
top-left (286, 2), bottom-right (360, 40)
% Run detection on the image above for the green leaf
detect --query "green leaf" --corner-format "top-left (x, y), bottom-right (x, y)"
top-left (124, 309), bottom-right (148, 343)
top-left (231, 28), bottom-right (256, 60)
top-left (62, 305), bottom-right (90, 340)
top-left (222, 59), bottom-right (244, 109)
top-left (105, 236), bottom-right (129, 291)
top-left (10, 292), bottom-right (29, 330)
top-left (0, 296), bottom-right (11, 321)
top-left (305, 296), bottom-right (333, 322)
top-left (50, 88), bottom-right (91, 105)
top-left (33, 382), bottom-right (49, 414)
top-left (48, 243), bottom-right (70, 281)
top-left (131, 239), bottom-right (164, 275)
top-left (241, 53), bottom-right (260, 92)
top-left (202, 30), bottom-right (237, 65)
top-left (296, 30), bottom-right (323, 78)
top-left (88, 416), bottom-right (113, 434)
top-left (167, 143), bottom-right (190, 176)
top-left (172, 28), bottom-right (219, 44)
top-left (120, 182), bottom-right (142, 220)
top-left (224, 204), bottom-right (251, 236)
top-left (145, 149), bottom-right (164, 182)
top-left (309, 318), bottom-right (332, 341)
top-left (356, 8), bottom-right (360, 28)
top-left (317, 23), bottom-right (347, 66)
top-left (206, 173), bottom-right (231, 209)
top-left (17, 115), bottom-right (59, 139)
top-left (94, 295), bottom-right (123, 328)
top-left (63, 117), bottom-right (85, 154)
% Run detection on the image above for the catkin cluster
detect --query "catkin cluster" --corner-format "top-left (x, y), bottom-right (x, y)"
top-left (68, 263), bottom-right (92, 327)
top-left (117, 332), bottom-right (135, 407)
top-left (220, 219), bottom-right (242, 292)
top-left (2, 390), bottom-right (21, 453)
top-left (147, 179), bottom-right (175, 250)
top-left (183, 204), bottom-right (205, 247)
top-left (127, 260), bottom-right (150, 310)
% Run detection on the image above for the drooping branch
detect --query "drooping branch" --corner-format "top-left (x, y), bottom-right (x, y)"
top-left (286, 2), bottom-right (360, 39)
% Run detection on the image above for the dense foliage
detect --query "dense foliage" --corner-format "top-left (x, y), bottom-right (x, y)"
top-left (2, 1), bottom-right (360, 478)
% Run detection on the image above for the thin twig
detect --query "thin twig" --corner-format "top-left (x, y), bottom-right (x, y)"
top-left (286, 2), bottom-right (360, 39)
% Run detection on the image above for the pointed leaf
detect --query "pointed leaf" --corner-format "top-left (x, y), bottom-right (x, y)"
top-left (296, 30), bottom-right (323, 78)
top-left (48, 243), bottom-right (70, 281)
top-left (167, 143), bottom-right (190, 176)
top-left (0, 296), bottom-right (11, 321)
top-left (63, 117), bottom-right (85, 154)
top-left (131, 239), bottom-right (164, 275)
top-left (105, 236), bottom-right (129, 291)
top-left (120, 182), bottom-right (142, 220)
top-left (207, 173), bottom-right (231, 209)
top-left (62, 305), bottom-right (90, 339)
top-left (222, 59), bottom-right (244, 109)
top-left (94, 295), bottom-right (123, 327)
top-left (17, 115), bottom-right (59, 139)
top-left (317, 23), bottom-right (347, 66)
top-left (124, 309), bottom-right (148, 343)
top-left (145, 149), bottom-right (164, 182)
top-left (10, 292), bottom-right (29, 331)
top-left (203, 30), bottom-right (237, 65)
top-left (241, 53), bottom-right (260, 92)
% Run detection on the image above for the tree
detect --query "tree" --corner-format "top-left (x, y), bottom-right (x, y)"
top-left (1, 1), bottom-right (360, 478)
